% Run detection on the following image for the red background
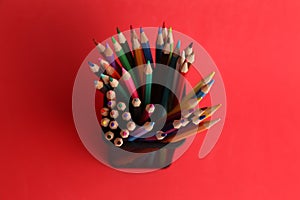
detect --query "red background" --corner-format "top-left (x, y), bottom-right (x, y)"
top-left (1, 0), bottom-right (300, 199)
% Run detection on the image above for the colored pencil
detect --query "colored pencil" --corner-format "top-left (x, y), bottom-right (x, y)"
top-left (110, 109), bottom-right (119, 119)
top-left (160, 38), bottom-right (171, 66)
top-left (114, 137), bottom-right (123, 147)
top-left (140, 104), bottom-right (155, 123)
top-left (111, 36), bottom-right (132, 71)
top-left (167, 27), bottom-right (174, 61)
top-left (117, 27), bottom-right (135, 67)
top-left (155, 27), bottom-right (164, 65)
top-left (98, 58), bottom-right (121, 79)
top-left (165, 118), bottom-right (221, 143)
top-left (104, 131), bottom-right (114, 141)
top-left (162, 22), bottom-right (168, 43)
top-left (88, 61), bottom-right (103, 77)
top-left (127, 121), bottom-right (136, 131)
top-left (140, 27), bottom-right (153, 64)
top-left (191, 104), bottom-right (222, 125)
top-left (184, 42), bottom-right (193, 57)
top-left (169, 40), bottom-right (181, 69)
top-left (132, 37), bottom-right (145, 87)
top-left (94, 80), bottom-right (109, 93)
top-left (93, 38), bottom-right (106, 56)
top-left (128, 122), bottom-right (155, 141)
top-left (104, 42), bottom-right (121, 74)
top-left (100, 107), bottom-right (110, 117)
top-left (182, 71), bottom-right (215, 102)
top-left (130, 25), bottom-right (139, 45)
top-left (144, 60), bottom-right (152, 105)
top-left (121, 67), bottom-right (139, 99)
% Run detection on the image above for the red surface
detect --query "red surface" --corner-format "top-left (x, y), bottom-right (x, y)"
top-left (1, 0), bottom-right (300, 199)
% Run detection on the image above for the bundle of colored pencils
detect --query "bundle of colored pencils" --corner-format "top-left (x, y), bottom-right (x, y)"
top-left (89, 23), bottom-right (221, 152)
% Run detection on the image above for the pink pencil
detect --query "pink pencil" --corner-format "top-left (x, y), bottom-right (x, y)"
top-left (121, 67), bottom-right (139, 99)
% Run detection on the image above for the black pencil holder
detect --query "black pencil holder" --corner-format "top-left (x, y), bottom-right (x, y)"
top-left (97, 81), bottom-right (186, 169)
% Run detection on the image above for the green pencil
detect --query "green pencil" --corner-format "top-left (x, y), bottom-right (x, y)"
top-left (111, 36), bottom-right (132, 71)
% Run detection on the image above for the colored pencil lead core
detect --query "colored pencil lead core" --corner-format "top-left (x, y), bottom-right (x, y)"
top-left (111, 36), bottom-right (116, 44)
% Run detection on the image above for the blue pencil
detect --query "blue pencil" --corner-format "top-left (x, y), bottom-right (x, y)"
top-left (155, 27), bottom-right (164, 65)
top-left (140, 27), bottom-right (153, 64)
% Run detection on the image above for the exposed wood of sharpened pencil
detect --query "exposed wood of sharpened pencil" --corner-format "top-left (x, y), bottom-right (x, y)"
top-left (94, 80), bottom-right (109, 93)
top-left (183, 71), bottom-right (216, 102)
top-left (130, 97), bottom-right (142, 125)
top-left (139, 104), bottom-right (155, 124)
top-left (164, 118), bottom-right (221, 143)
top-left (98, 58), bottom-right (121, 79)
top-left (140, 27), bottom-right (153, 64)
top-left (184, 42), bottom-right (193, 57)
top-left (155, 27), bottom-right (164, 65)
top-left (169, 40), bottom-right (181, 69)
top-left (132, 37), bottom-right (145, 66)
top-left (160, 39), bottom-right (171, 66)
top-left (142, 117), bottom-right (187, 141)
top-left (130, 25), bottom-right (139, 47)
top-left (162, 22), bottom-right (168, 43)
top-left (117, 27), bottom-right (136, 68)
top-left (93, 39), bottom-right (106, 57)
top-left (167, 27), bottom-right (174, 61)
top-left (111, 36), bottom-right (132, 71)
top-left (104, 43), bottom-right (121, 74)
top-left (121, 67), bottom-right (139, 99)
top-left (128, 122), bottom-right (155, 141)
top-left (195, 79), bottom-right (215, 99)
top-left (169, 80), bottom-right (215, 116)
top-left (132, 37), bottom-right (145, 93)
top-left (88, 61), bottom-right (103, 77)
top-left (191, 104), bottom-right (222, 125)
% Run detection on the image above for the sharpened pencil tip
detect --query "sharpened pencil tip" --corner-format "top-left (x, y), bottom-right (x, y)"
top-left (140, 27), bottom-right (144, 33)
top-left (105, 42), bottom-right (109, 48)
top-left (176, 40), bottom-right (181, 49)
top-left (88, 61), bottom-right (94, 67)
top-left (147, 60), bottom-right (150, 65)
top-left (188, 42), bottom-right (193, 48)
top-left (116, 27), bottom-right (121, 34)
top-left (150, 122), bottom-right (155, 126)
top-left (158, 27), bottom-right (162, 34)
top-left (162, 21), bottom-right (165, 28)
top-left (169, 27), bottom-right (172, 33)
top-left (92, 38), bottom-right (98, 45)
top-left (208, 79), bottom-right (215, 85)
top-left (211, 118), bottom-right (221, 126)
top-left (111, 36), bottom-right (116, 44)
top-left (130, 25), bottom-right (133, 30)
